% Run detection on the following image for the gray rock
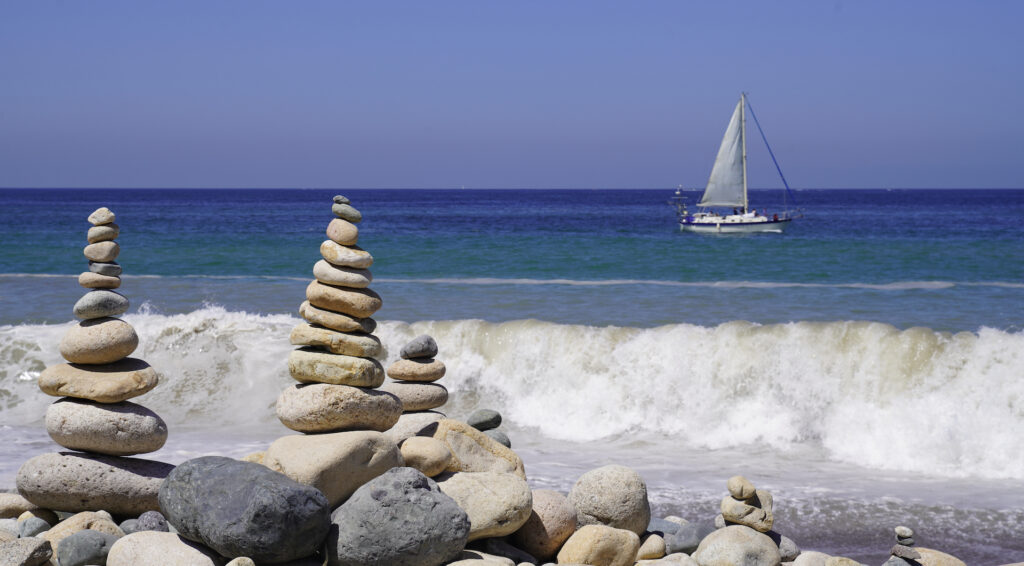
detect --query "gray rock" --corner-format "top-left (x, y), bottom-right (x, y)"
top-left (0, 518), bottom-right (20, 537)
top-left (19, 516), bottom-right (50, 537)
top-left (663, 517), bottom-right (716, 554)
top-left (57, 529), bottom-right (120, 566)
top-left (159, 456), bottom-right (330, 564)
top-left (897, 536), bottom-right (915, 546)
top-left (767, 530), bottom-right (801, 562)
top-left (332, 195), bottom-right (350, 205)
top-left (120, 518), bottom-right (141, 534)
top-left (691, 525), bottom-right (780, 566)
top-left (568, 465), bottom-right (651, 536)
top-left (882, 558), bottom-right (916, 566)
top-left (647, 517), bottom-right (683, 536)
top-left (483, 429), bottom-right (511, 448)
top-left (891, 544), bottom-right (921, 560)
top-left (73, 289), bottom-right (129, 320)
top-left (331, 203), bottom-right (362, 223)
top-left (89, 261), bottom-right (122, 276)
top-left (400, 335), bottom-right (438, 359)
top-left (137, 510), bottom-right (169, 532)
top-left (0, 537), bottom-right (52, 566)
top-left (327, 467), bottom-right (470, 566)
top-left (467, 409), bottom-right (502, 431)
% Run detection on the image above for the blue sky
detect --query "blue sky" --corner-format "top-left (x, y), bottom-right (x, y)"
top-left (1, 1), bottom-right (1021, 189)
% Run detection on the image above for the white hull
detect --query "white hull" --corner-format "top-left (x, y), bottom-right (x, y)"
top-left (680, 217), bottom-right (791, 233)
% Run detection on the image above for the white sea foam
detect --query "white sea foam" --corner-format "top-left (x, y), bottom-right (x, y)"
top-left (1, 308), bottom-right (1022, 480)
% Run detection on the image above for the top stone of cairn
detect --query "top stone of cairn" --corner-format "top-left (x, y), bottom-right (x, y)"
top-left (88, 207), bottom-right (116, 226)
top-left (401, 335), bottom-right (439, 359)
top-left (332, 195), bottom-right (362, 224)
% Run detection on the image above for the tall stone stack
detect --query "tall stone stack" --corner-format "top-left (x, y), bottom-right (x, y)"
top-left (17, 207), bottom-right (173, 516)
top-left (382, 334), bottom-right (449, 414)
top-left (276, 195), bottom-right (403, 434)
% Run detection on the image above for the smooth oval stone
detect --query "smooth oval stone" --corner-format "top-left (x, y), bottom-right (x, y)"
top-left (78, 271), bottom-right (121, 289)
top-left (289, 323), bottom-right (382, 357)
top-left (306, 281), bottom-right (382, 318)
top-left (107, 531), bottom-right (222, 566)
top-left (60, 317), bottom-right (138, 364)
top-left (386, 358), bottom-right (446, 383)
top-left (88, 207), bottom-right (115, 225)
top-left (332, 195), bottom-right (350, 204)
top-left (556, 524), bottom-right (641, 566)
top-left (727, 475), bottom-right (756, 500)
top-left (400, 335), bottom-right (438, 359)
top-left (17, 452), bottom-right (173, 515)
top-left (89, 261), bottom-right (122, 276)
top-left (0, 492), bottom-right (53, 520)
top-left (569, 465), bottom-right (651, 536)
top-left (312, 259), bottom-right (372, 288)
top-left (276, 383), bottom-right (402, 434)
top-left (287, 347), bottom-right (385, 386)
top-left (38, 358), bottom-right (159, 403)
top-left (319, 240), bottom-right (373, 269)
top-left (691, 525), bottom-right (780, 566)
top-left (57, 529), bottom-right (120, 566)
top-left (83, 241), bottom-right (119, 262)
top-left (299, 300), bottom-right (376, 333)
top-left (39, 510), bottom-right (123, 558)
top-left (380, 381), bottom-right (448, 411)
top-left (467, 409), bottom-right (502, 431)
top-left (399, 436), bottom-right (452, 478)
top-left (74, 290), bottom-right (129, 320)
top-left (484, 429), bottom-right (511, 448)
top-left (87, 223), bottom-right (120, 243)
top-left (437, 471), bottom-right (533, 542)
top-left (331, 203), bottom-right (362, 223)
top-left (326, 218), bottom-right (359, 246)
top-left (511, 489), bottom-right (577, 561)
top-left (46, 398), bottom-right (167, 456)
top-left (19, 516), bottom-right (50, 537)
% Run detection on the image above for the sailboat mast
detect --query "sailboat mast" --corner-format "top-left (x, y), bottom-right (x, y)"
top-left (740, 93), bottom-right (748, 213)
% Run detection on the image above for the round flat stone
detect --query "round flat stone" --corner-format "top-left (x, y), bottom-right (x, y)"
top-left (287, 347), bottom-right (385, 387)
top-left (60, 317), bottom-right (138, 364)
top-left (276, 383), bottom-right (402, 433)
top-left (299, 300), bottom-right (376, 333)
top-left (38, 358), bottom-right (159, 403)
top-left (88, 207), bottom-right (115, 225)
top-left (84, 241), bottom-right (119, 263)
top-left (79, 271), bottom-right (121, 289)
top-left (331, 203), bottom-right (362, 223)
top-left (306, 281), bottom-right (382, 318)
top-left (87, 223), bottom-right (119, 243)
top-left (89, 261), bottom-right (122, 277)
top-left (313, 260), bottom-right (372, 288)
top-left (46, 398), bottom-right (167, 456)
top-left (319, 240), bottom-right (373, 269)
top-left (332, 195), bottom-right (350, 204)
top-left (386, 358), bottom-right (446, 382)
top-left (401, 335), bottom-right (438, 359)
top-left (326, 218), bottom-right (359, 246)
top-left (73, 290), bottom-right (129, 320)
top-left (289, 323), bottom-right (382, 357)
top-left (380, 381), bottom-right (449, 411)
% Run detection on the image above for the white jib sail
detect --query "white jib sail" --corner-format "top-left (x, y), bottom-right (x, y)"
top-left (697, 98), bottom-right (746, 208)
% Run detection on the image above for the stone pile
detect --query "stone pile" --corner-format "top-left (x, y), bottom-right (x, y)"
top-left (382, 334), bottom-right (449, 415)
top-left (17, 207), bottom-right (173, 516)
top-left (467, 407), bottom-right (512, 447)
top-left (884, 525), bottom-right (922, 565)
top-left (719, 474), bottom-right (774, 533)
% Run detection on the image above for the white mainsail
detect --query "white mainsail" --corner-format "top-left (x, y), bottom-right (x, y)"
top-left (697, 97), bottom-right (746, 209)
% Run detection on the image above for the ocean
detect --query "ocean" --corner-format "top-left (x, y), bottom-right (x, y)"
top-left (1, 188), bottom-right (1022, 563)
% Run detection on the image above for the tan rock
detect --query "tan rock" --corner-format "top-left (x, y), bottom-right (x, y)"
top-left (306, 281), bottom-right (382, 318)
top-left (107, 531), bottom-right (225, 566)
top-left (40, 510), bottom-right (124, 557)
top-left (87, 223), bottom-right (120, 243)
top-left (225, 558), bottom-right (256, 566)
top-left (792, 551), bottom-right (832, 565)
top-left (326, 218), bottom-right (359, 245)
top-left (0, 492), bottom-right (56, 521)
top-left (276, 383), bottom-right (402, 433)
top-left (386, 358), bottom-right (446, 382)
top-left (289, 323), bottom-right (382, 357)
top-left (556, 524), bottom-right (640, 566)
top-left (240, 452), bottom-right (265, 464)
top-left (38, 358), bottom-right (159, 403)
top-left (399, 436), bottom-right (452, 477)
top-left (383, 410), bottom-right (446, 444)
top-left (88, 207), bottom-right (115, 225)
top-left (691, 525), bottom-right (780, 566)
top-left (569, 465), bottom-right (651, 536)
top-left (264, 431), bottom-right (403, 507)
top-left (298, 300), bottom-right (376, 333)
top-left (380, 381), bottom-right (448, 411)
top-left (83, 241), bottom-right (119, 262)
top-left (510, 489), bottom-right (577, 560)
top-left (433, 418), bottom-right (526, 479)
top-left (823, 558), bottom-right (860, 566)
top-left (312, 259), bottom-right (372, 288)
top-left (45, 398), bottom-right (167, 456)
top-left (78, 271), bottom-right (121, 289)
top-left (638, 533), bottom-right (667, 560)
top-left (727, 475), bottom-right (757, 500)
top-left (720, 489), bottom-right (774, 532)
top-left (437, 471), bottom-right (532, 542)
top-left (916, 548), bottom-right (968, 566)
top-left (319, 240), bottom-right (373, 269)
top-left (59, 317), bottom-right (138, 364)
top-left (287, 347), bottom-right (385, 386)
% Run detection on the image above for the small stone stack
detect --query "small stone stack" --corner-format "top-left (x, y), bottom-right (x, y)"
top-left (17, 207), bottom-right (173, 516)
top-left (719, 475), bottom-right (774, 533)
top-left (382, 334), bottom-right (449, 414)
top-left (277, 195), bottom-right (402, 433)
top-left (884, 525), bottom-right (922, 565)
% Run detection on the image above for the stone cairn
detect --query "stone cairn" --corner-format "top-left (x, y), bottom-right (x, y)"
top-left (719, 475), bottom-right (774, 533)
top-left (17, 207), bottom-right (173, 517)
top-left (885, 525), bottom-right (922, 564)
top-left (382, 334), bottom-right (449, 415)
top-left (276, 195), bottom-right (403, 434)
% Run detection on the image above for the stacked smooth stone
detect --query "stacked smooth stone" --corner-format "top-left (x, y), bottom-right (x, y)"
top-left (884, 525), bottom-right (922, 565)
top-left (382, 334), bottom-right (449, 414)
top-left (17, 207), bottom-right (172, 516)
top-left (277, 195), bottom-right (403, 433)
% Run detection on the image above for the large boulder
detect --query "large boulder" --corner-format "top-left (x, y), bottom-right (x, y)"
top-left (159, 456), bottom-right (330, 564)
top-left (432, 419), bottom-right (525, 478)
top-left (691, 525), bottom-right (781, 566)
top-left (263, 431), bottom-right (403, 507)
top-left (327, 467), bottom-right (470, 566)
top-left (556, 524), bottom-right (641, 566)
top-left (568, 465), bottom-right (651, 536)
top-left (436, 471), bottom-right (532, 542)
top-left (510, 488), bottom-right (577, 560)
top-left (107, 532), bottom-right (225, 566)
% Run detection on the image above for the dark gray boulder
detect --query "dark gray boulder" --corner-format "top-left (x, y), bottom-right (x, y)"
top-left (467, 409), bottom-right (502, 431)
top-left (327, 466), bottom-right (470, 566)
top-left (57, 529), bottom-right (120, 566)
top-left (400, 334), bottom-right (438, 359)
top-left (159, 456), bottom-right (330, 564)
top-left (664, 517), bottom-right (717, 554)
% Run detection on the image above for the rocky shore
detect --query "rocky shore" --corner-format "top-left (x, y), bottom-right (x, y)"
top-left (0, 199), bottom-right (1009, 566)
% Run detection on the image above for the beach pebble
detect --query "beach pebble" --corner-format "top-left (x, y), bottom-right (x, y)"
top-left (136, 510), bottom-right (169, 532)
top-left (386, 358), bottom-right (446, 382)
top-left (87, 223), bottom-right (119, 243)
top-left (691, 525), bottom-right (781, 566)
top-left (159, 456), bottom-right (330, 564)
top-left (383, 410), bottom-right (446, 444)
top-left (263, 431), bottom-right (402, 507)
top-left (286, 347), bottom-right (385, 386)
top-left (327, 467), bottom-right (469, 566)
top-left (119, 518), bottom-right (141, 534)
top-left (289, 324), bottom-right (383, 357)
top-left (401, 334), bottom-right (439, 359)
top-left (437, 471), bottom-right (532, 541)
top-left (332, 195), bottom-right (350, 205)
top-left (467, 409), bottom-right (502, 431)
top-left (306, 280), bottom-right (382, 318)
top-left (88, 207), bottom-right (115, 225)
top-left (728, 475), bottom-right (757, 499)
top-left (891, 544), bottom-right (922, 560)
top-left (298, 300), bottom-right (376, 334)
top-left (331, 203), bottom-right (362, 223)
top-left (721, 488), bottom-right (774, 532)
top-left (772, 531), bottom-right (801, 562)
top-left (73, 289), bottom-right (129, 319)
top-left (45, 398), bottom-right (168, 455)
top-left (78, 270), bottom-right (121, 289)
top-left (59, 317), bottom-right (138, 364)
top-left (313, 259), bottom-right (372, 288)
top-left (326, 218), bottom-right (359, 245)
top-left (556, 524), bottom-right (640, 566)
top-left (894, 526), bottom-right (914, 539)
top-left (89, 261), bottom-right (122, 276)
top-left (664, 517), bottom-right (716, 555)
top-left (484, 429), bottom-right (511, 448)
top-left (915, 548), bottom-right (967, 566)
top-left (276, 383), bottom-right (402, 433)
top-left (432, 418), bottom-right (526, 478)
top-left (0, 538), bottom-right (52, 566)
top-left (319, 240), bottom-right (372, 269)
top-left (83, 241), bottom-right (119, 262)
top-left (569, 464), bottom-right (651, 536)
top-left (399, 436), bottom-right (453, 477)
top-left (0, 493), bottom-right (53, 520)
top-left (57, 529), bottom-right (120, 566)
top-left (19, 516), bottom-right (50, 537)
top-left (107, 531), bottom-right (224, 566)
top-left (380, 381), bottom-right (449, 411)
top-left (638, 533), bottom-right (667, 560)
top-left (18, 453), bottom-right (173, 515)
top-left (39, 511), bottom-right (123, 557)
top-left (510, 489), bottom-right (576, 561)
top-left (38, 358), bottom-right (159, 403)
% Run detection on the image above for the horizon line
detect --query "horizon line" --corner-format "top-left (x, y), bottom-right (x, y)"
top-left (3, 186), bottom-right (1022, 191)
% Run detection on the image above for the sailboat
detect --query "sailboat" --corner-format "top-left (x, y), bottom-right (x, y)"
top-left (671, 93), bottom-right (799, 233)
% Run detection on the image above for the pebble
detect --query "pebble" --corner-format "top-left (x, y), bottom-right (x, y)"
top-left (0, 538), bottom-right (53, 566)
top-left (39, 511), bottom-right (124, 557)
top-left (510, 489), bottom-right (577, 561)
top-left (386, 358), bottom-right (446, 382)
top-left (38, 358), bottom-right (159, 403)
top-left (437, 471), bottom-right (533, 541)
top-left (894, 526), bottom-right (914, 538)
top-left (326, 218), bottom-right (359, 245)
top-left (73, 289), bottom-right (129, 319)
top-left (45, 398), bottom-right (168, 455)
top-left (287, 347), bottom-right (385, 387)
top-left (299, 300), bottom-right (377, 333)
top-left (289, 323), bottom-right (383, 357)
top-left (312, 259), bottom-right (372, 288)
top-left (88, 207), bottom-right (115, 225)
top-left (19, 516), bottom-right (50, 537)
top-left (78, 271), bottom-right (121, 289)
top-left (276, 383), bottom-right (402, 433)
top-left (432, 418), bottom-right (526, 478)
top-left (306, 280), bottom-right (382, 318)
top-left (87, 223), bottom-right (119, 243)
top-left (83, 241), bottom-right (120, 262)
top-left (484, 429), bottom-right (511, 448)
top-left (467, 409), bottom-right (502, 431)
top-left (891, 544), bottom-right (922, 560)
top-left (380, 381), bottom-right (449, 411)
top-left (18, 508), bottom-right (60, 526)
top-left (319, 240), bottom-right (373, 269)
top-left (136, 510), bottom-right (169, 532)
top-left (331, 202), bottom-right (362, 223)
top-left (399, 436), bottom-right (453, 477)
top-left (556, 524), bottom-right (641, 566)
top-left (57, 529), bottom-right (120, 566)
top-left (401, 334), bottom-right (439, 359)
top-left (89, 261), bottom-right (122, 276)
top-left (59, 317), bottom-right (138, 364)
top-left (333, 195), bottom-right (350, 205)
top-left (638, 533), bottom-right (667, 560)
top-left (569, 464), bottom-right (651, 536)
top-left (727, 475), bottom-right (757, 499)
